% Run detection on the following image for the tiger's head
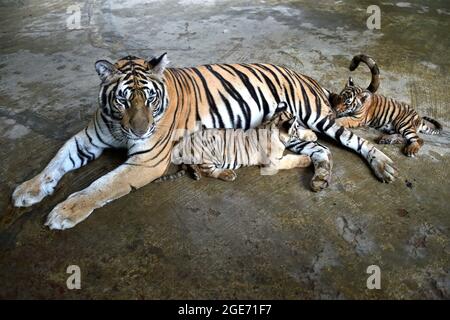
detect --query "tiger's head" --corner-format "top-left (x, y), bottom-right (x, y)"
top-left (95, 53), bottom-right (169, 140)
top-left (332, 77), bottom-right (372, 118)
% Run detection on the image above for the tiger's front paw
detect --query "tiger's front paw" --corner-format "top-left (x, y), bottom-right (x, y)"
top-left (12, 175), bottom-right (56, 207)
top-left (45, 193), bottom-right (94, 230)
top-left (403, 140), bottom-right (423, 157)
top-left (368, 149), bottom-right (398, 183)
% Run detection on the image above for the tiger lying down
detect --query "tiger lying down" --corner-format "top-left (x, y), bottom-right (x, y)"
top-left (155, 109), bottom-right (331, 191)
top-left (12, 54), bottom-right (398, 230)
top-left (330, 54), bottom-right (443, 157)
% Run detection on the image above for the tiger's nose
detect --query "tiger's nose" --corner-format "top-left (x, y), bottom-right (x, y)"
top-left (130, 126), bottom-right (149, 137)
top-left (129, 110), bottom-right (152, 137)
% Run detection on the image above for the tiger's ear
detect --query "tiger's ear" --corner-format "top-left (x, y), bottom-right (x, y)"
top-left (147, 53), bottom-right (169, 75)
top-left (95, 60), bottom-right (119, 83)
top-left (347, 77), bottom-right (354, 87)
top-left (288, 120), bottom-right (301, 137)
top-left (358, 91), bottom-right (371, 104)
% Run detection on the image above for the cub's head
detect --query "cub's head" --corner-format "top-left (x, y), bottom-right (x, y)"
top-left (261, 109), bottom-right (301, 145)
top-left (95, 53), bottom-right (169, 140)
top-left (332, 77), bottom-right (372, 118)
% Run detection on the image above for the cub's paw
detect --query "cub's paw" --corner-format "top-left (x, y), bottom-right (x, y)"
top-left (12, 175), bottom-right (55, 207)
top-left (45, 194), bottom-right (94, 230)
top-left (296, 155), bottom-right (312, 168)
top-left (188, 165), bottom-right (202, 181)
top-left (377, 134), bottom-right (405, 145)
top-left (368, 148), bottom-right (398, 183)
top-left (403, 140), bottom-right (423, 157)
top-left (218, 169), bottom-right (237, 182)
top-left (299, 129), bottom-right (318, 142)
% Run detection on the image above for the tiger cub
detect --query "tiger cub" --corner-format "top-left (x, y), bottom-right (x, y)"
top-left (331, 54), bottom-right (442, 157)
top-left (157, 110), bottom-right (317, 182)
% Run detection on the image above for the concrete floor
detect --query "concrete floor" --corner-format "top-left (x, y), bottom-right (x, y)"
top-left (0, 0), bottom-right (449, 299)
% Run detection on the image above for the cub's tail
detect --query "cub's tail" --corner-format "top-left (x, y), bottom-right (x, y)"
top-left (420, 116), bottom-right (443, 135)
top-left (349, 54), bottom-right (380, 93)
top-left (154, 167), bottom-right (186, 182)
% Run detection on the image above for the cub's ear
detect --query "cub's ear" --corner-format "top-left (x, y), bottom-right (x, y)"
top-left (147, 53), bottom-right (169, 75)
top-left (346, 77), bottom-right (355, 87)
top-left (288, 120), bottom-right (302, 137)
top-left (358, 91), bottom-right (371, 104)
top-left (95, 60), bottom-right (119, 83)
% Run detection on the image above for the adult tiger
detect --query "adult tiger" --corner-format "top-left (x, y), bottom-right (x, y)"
top-left (12, 54), bottom-right (397, 230)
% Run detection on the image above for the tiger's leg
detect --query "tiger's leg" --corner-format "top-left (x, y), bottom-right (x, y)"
top-left (286, 138), bottom-right (333, 192)
top-left (308, 115), bottom-right (397, 182)
top-left (271, 154), bottom-right (312, 170)
top-left (400, 127), bottom-right (423, 157)
top-left (377, 133), bottom-right (406, 145)
top-left (196, 164), bottom-right (237, 181)
top-left (45, 150), bottom-right (169, 230)
top-left (12, 119), bottom-right (112, 207)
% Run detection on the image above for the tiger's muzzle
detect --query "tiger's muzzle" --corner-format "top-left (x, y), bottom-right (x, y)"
top-left (122, 93), bottom-right (154, 139)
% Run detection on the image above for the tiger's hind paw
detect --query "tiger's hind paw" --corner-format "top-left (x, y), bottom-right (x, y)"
top-left (403, 140), bottom-right (423, 157)
top-left (218, 169), bottom-right (237, 182)
top-left (377, 134), bottom-right (405, 145)
top-left (310, 164), bottom-right (332, 192)
top-left (310, 174), bottom-right (330, 192)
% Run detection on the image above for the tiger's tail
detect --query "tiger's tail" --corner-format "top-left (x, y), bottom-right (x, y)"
top-left (154, 168), bottom-right (186, 182)
top-left (349, 54), bottom-right (380, 93)
top-left (420, 116), bottom-right (443, 135)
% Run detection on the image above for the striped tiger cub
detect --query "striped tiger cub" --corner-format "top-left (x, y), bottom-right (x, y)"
top-left (156, 110), bottom-right (317, 182)
top-left (332, 54), bottom-right (443, 157)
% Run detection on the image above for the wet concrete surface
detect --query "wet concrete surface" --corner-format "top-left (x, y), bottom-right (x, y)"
top-left (0, 0), bottom-right (449, 299)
